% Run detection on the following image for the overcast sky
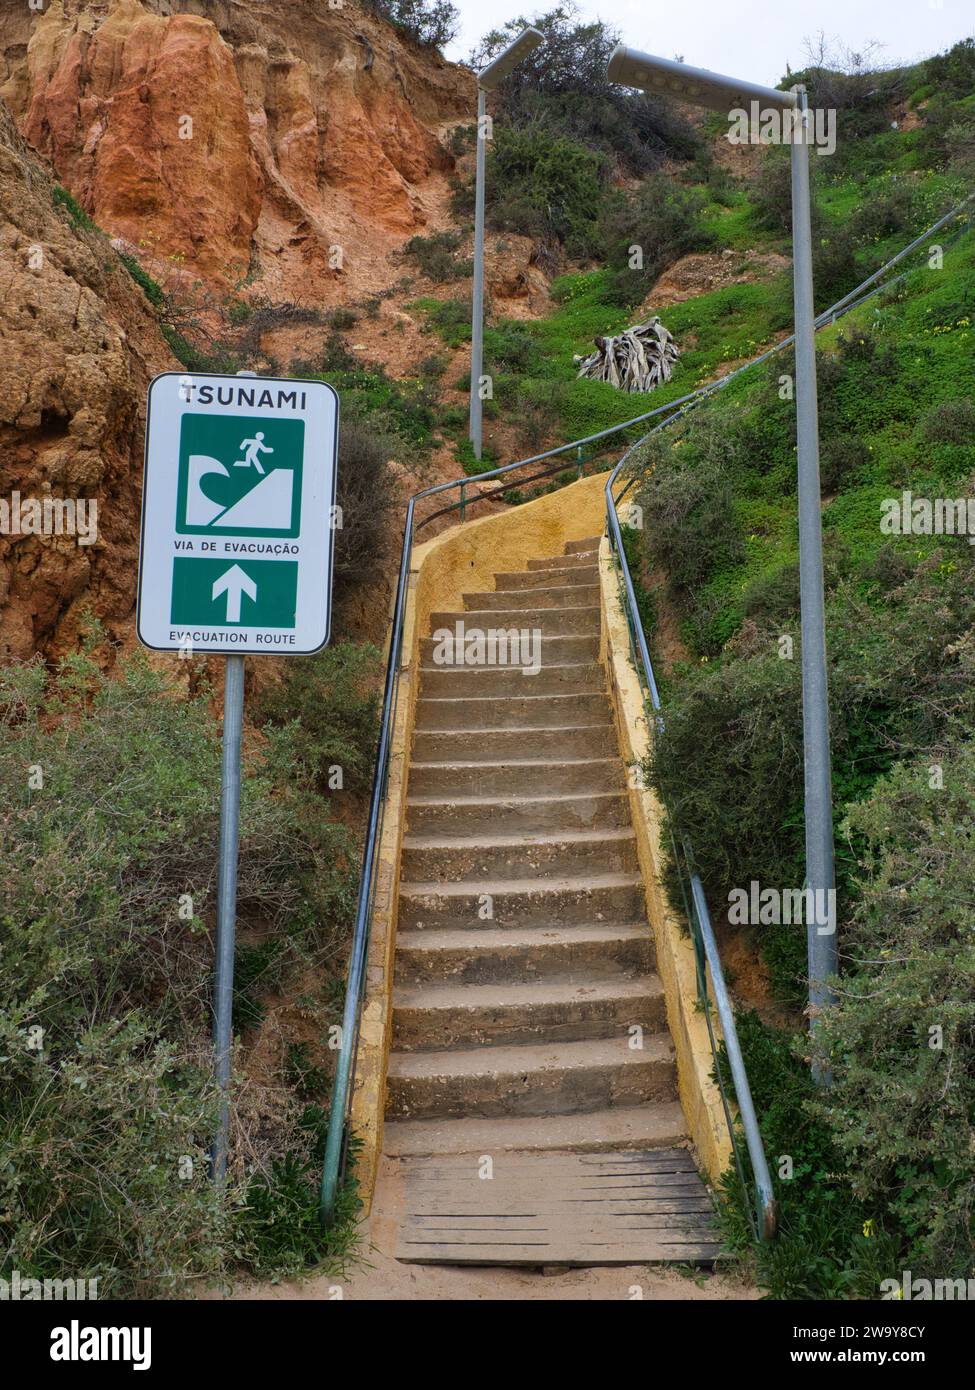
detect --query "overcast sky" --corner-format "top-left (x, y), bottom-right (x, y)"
top-left (445, 0), bottom-right (974, 88)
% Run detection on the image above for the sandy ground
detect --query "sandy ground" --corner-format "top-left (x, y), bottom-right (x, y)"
top-left (225, 1157), bottom-right (759, 1302)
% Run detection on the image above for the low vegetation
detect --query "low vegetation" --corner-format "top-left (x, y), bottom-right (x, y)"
top-left (0, 631), bottom-right (378, 1296)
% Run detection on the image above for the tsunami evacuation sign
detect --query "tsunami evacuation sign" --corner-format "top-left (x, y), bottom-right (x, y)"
top-left (137, 372), bottom-right (339, 656)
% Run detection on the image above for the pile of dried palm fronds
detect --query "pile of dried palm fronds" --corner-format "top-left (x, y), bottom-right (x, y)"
top-left (575, 316), bottom-right (679, 392)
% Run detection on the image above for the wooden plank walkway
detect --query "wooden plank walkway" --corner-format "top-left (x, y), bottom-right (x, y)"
top-left (395, 1149), bottom-right (722, 1265)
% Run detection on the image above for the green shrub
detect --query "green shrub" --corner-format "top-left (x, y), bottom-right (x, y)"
top-left (790, 39), bottom-right (909, 143)
top-left (620, 521), bottom-right (656, 636)
top-left (814, 738), bottom-right (975, 1278)
top-left (485, 123), bottom-right (607, 259)
top-left (326, 307), bottom-right (359, 331)
top-left (819, 433), bottom-right (870, 493)
top-left (412, 296), bottom-right (471, 348)
top-left (118, 252), bottom-right (165, 306)
top-left (235, 1129), bottom-right (360, 1281)
top-left (483, 319), bottom-right (544, 376)
top-left (365, 0), bottom-right (458, 49)
top-left (331, 414), bottom-right (403, 588)
top-left (0, 647), bottom-right (357, 1296)
top-left (922, 36), bottom-right (975, 102)
top-left (741, 561), bottom-right (801, 625)
top-left (637, 432), bottom-right (746, 596)
top-left (602, 172), bottom-right (717, 305)
top-left (471, 10), bottom-right (700, 175)
top-left (321, 358), bottom-right (439, 457)
top-left (227, 299), bottom-right (254, 326)
top-left (919, 396), bottom-right (975, 444)
top-left (716, 1011), bottom-right (901, 1299)
top-left (752, 149), bottom-right (793, 235)
top-left (404, 231), bottom-right (471, 281)
top-left (646, 556), bottom-right (975, 998)
top-left (52, 184), bottom-right (98, 233)
top-left (256, 640), bottom-right (381, 797)
top-left (286, 1043), bottom-right (330, 1102)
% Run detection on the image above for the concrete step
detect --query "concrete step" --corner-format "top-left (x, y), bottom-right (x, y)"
top-left (405, 789), bottom-right (629, 835)
top-left (392, 975), bottom-right (667, 1051)
top-left (418, 662), bottom-right (602, 699)
top-left (395, 923), bottom-right (654, 984)
top-left (383, 1102), bottom-right (688, 1157)
top-left (385, 1032), bottom-right (676, 1121)
top-left (419, 632), bottom-right (599, 665)
top-left (398, 872), bottom-right (645, 930)
top-left (463, 584), bottom-right (599, 611)
top-left (414, 691), bottom-right (610, 731)
top-left (430, 606), bottom-right (600, 636)
top-left (400, 827), bottom-right (638, 884)
top-left (411, 723), bottom-right (616, 764)
top-left (407, 757), bottom-right (623, 798)
top-left (494, 565), bottom-right (599, 591)
top-left (528, 551), bottom-right (599, 571)
top-left (565, 536), bottom-right (602, 554)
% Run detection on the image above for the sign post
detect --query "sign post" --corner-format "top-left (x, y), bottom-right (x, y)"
top-left (137, 370), bottom-right (339, 1180)
top-left (212, 652), bottom-right (244, 1181)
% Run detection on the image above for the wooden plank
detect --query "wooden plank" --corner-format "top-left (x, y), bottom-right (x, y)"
top-left (398, 1243), bottom-right (723, 1265)
top-left (403, 1183), bottom-right (711, 1202)
top-left (394, 1147), bottom-right (723, 1266)
top-left (400, 1150), bottom-right (697, 1174)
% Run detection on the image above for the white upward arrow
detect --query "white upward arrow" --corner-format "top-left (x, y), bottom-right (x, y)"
top-left (211, 564), bottom-right (257, 623)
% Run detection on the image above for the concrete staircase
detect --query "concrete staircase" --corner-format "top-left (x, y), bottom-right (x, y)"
top-left (383, 538), bottom-right (718, 1261)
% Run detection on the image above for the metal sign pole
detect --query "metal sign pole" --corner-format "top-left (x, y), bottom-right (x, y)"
top-left (791, 88), bottom-right (837, 1078)
top-left (469, 86), bottom-right (487, 462)
top-left (210, 653), bottom-right (245, 1182)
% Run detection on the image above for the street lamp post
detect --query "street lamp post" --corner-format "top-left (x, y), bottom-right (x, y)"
top-left (607, 44), bottom-right (837, 1073)
top-left (469, 27), bottom-right (544, 462)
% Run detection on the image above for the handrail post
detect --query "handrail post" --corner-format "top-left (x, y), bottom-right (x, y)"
top-left (689, 872), bottom-right (778, 1240)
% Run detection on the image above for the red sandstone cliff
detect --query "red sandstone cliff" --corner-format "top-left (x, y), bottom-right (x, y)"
top-left (0, 96), bottom-right (173, 659)
top-left (1, 0), bottom-right (473, 293)
top-left (0, 0), bottom-right (477, 657)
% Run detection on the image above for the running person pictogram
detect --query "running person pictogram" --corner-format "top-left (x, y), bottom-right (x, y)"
top-left (234, 431), bottom-right (274, 474)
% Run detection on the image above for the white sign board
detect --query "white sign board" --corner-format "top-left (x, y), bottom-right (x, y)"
top-left (137, 372), bottom-right (339, 656)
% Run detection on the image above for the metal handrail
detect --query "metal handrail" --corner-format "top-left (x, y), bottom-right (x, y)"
top-left (319, 193), bottom-right (975, 1224)
top-left (605, 457), bottom-right (778, 1238)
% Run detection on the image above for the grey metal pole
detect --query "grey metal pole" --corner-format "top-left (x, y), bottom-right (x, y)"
top-left (469, 87), bottom-right (487, 462)
top-left (790, 88), bottom-right (837, 1073)
top-left (211, 653), bottom-right (245, 1181)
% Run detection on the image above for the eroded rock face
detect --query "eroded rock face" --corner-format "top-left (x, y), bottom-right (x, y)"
top-left (645, 249), bottom-right (792, 308)
top-left (17, 0), bottom-right (261, 283)
top-left (1, 0), bottom-right (473, 290)
top-left (485, 234), bottom-right (552, 318)
top-left (0, 98), bottom-right (173, 659)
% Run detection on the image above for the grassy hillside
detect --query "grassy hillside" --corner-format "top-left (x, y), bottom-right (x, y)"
top-left (612, 41), bottom-right (975, 1297)
top-left (411, 39), bottom-right (970, 483)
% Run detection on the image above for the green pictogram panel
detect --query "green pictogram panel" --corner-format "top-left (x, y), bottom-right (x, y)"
top-left (176, 414), bottom-right (304, 537)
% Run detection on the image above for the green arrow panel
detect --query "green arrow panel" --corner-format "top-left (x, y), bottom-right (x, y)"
top-left (170, 557), bottom-right (299, 628)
